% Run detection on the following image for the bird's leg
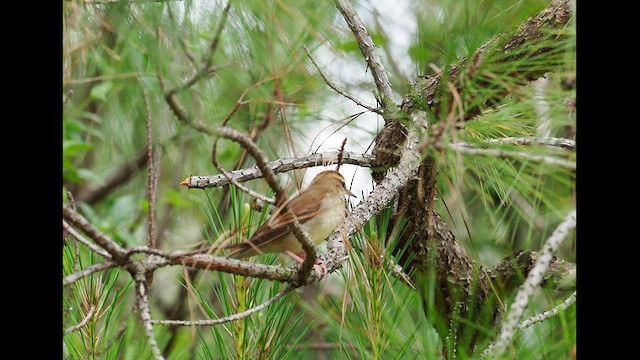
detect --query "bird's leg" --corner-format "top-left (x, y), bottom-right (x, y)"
top-left (285, 250), bottom-right (327, 276)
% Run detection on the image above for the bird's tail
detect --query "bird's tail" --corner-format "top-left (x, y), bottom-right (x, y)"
top-left (224, 240), bottom-right (265, 259)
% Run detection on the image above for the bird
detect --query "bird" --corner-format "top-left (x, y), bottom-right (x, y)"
top-left (225, 170), bottom-right (355, 271)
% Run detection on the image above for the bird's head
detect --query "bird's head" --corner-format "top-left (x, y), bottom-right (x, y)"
top-left (310, 170), bottom-right (356, 197)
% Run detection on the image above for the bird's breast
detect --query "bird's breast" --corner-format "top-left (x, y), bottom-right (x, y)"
top-left (302, 195), bottom-right (345, 245)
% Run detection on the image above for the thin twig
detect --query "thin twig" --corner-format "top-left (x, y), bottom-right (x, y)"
top-left (336, 137), bottom-right (347, 171)
top-left (125, 246), bottom-right (197, 259)
top-left (454, 137), bottom-right (575, 150)
top-left (163, 253), bottom-right (299, 282)
top-left (64, 306), bottom-right (96, 334)
top-left (450, 144), bottom-right (575, 170)
top-left (302, 45), bottom-right (381, 114)
top-left (63, 261), bottom-right (118, 286)
top-left (63, 221), bottom-right (112, 259)
top-left (151, 286), bottom-right (295, 326)
top-left (518, 291), bottom-right (576, 329)
top-left (288, 216), bottom-right (318, 284)
top-left (334, 0), bottom-right (396, 111)
top-left (135, 278), bottom-right (164, 360)
top-left (142, 86), bottom-right (157, 249)
top-left (181, 151), bottom-right (377, 189)
top-left (63, 205), bottom-right (128, 262)
top-left (484, 209), bottom-right (576, 358)
top-left (215, 127), bottom-right (287, 204)
top-left (211, 138), bottom-right (276, 205)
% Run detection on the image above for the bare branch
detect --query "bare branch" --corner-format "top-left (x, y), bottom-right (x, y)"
top-left (336, 137), bottom-right (347, 171)
top-left (225, 127), bottom-right (287, 199)
top-left (302, 45), bottom-right (381, 114)
top-left (64, 306), bottom-right (96, 334)
top-left (182, 151), bottom-right (377, 189)
top-left (142, 86), bottom-right (158, 248)
top-left (63, 205), bottom-right (128, 262)
top-left (289, 216), bottom-right (318, 284)
top-left (211, 138), bottom-right (276, 205)
top-left (449, 144), bottom-right (575, 170)
top-left (334, 0), bottom-right (396, 110)
top-left (63, 261), bottom-right (118, 286)
top-left (454, 137), bottom-right (575, 150)
top-left (518, 291), bottom-right (576, 330)
top-left (151, 286), bottom-right (294, 326)
top-left (63, 220), bottom-right (112, 259)
top-left (125, 246), bottom-right (196, 258)
top-left (485, 209), bottom-right (576, 358)
top-left (135, 278), bottom-right (164, 360)
top-left (160, 254), bottom-right (298, 282)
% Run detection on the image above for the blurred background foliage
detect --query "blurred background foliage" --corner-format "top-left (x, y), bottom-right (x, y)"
top-left (63, 0), bottom-right (575, 358)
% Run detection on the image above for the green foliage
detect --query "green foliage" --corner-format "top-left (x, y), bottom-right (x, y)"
top-left (63, 0), bottom-right (575, 358)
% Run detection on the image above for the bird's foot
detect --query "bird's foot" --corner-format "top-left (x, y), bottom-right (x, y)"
top-left (285, 251), bottom-right (327, 277)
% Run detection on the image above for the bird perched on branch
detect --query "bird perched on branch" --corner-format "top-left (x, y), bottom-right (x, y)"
top-left (225, 170), bottom-right (355, 271)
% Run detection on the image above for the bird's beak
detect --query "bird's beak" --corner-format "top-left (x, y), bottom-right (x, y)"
top-left (346, 188), bottom-right (356, 197)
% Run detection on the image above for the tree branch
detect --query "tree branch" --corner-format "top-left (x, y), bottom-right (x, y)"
top-left (211, 137), bottom-right (276, 204)
top-left (334, 0), bottom-right (397, 111)
top-left (142, 86), bottom-right (158, 248)
top-left (449, 143), bottom-right (575, 170)
top-left (302, 44), bottom-right (381, 114)
top-left (151, 286), bottom-right (295, 326)
top-left (518, 290), bottom-right (576, 330)
top-left (63, 220), bottom-right (112, 259)
top-left (135, 276), bottom-right (164, 360)
top-left (181, 151), bottom-right (377, 189)
top-left (63, 261), bottom-right (118, 286)
top-left (63, 205), bottom-right (128, 262)
top-left (454, 136), bottom-right (575, 150)
top-left (64, 305), bottom-right (96, 334)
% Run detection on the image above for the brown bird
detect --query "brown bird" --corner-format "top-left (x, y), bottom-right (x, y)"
top-left (225, 170), bottom-right (355, 269)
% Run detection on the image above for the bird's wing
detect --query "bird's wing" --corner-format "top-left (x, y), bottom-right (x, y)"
top-left (226, 188), bottom-right (325, 257)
